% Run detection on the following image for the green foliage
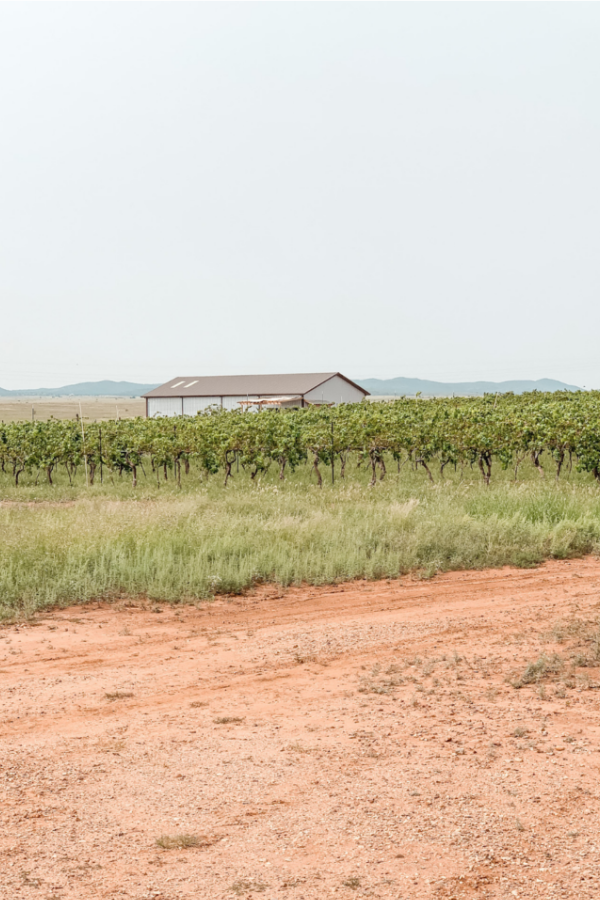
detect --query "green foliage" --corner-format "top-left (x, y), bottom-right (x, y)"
top-left (2, 391), bottom-right (600, 489)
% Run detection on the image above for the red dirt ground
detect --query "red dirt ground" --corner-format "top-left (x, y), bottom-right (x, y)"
top-left (2, 559), bottom-right (600, 900)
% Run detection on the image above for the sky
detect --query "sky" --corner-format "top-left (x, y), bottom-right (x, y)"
top-left (1, 4), bottom-right (600, 390)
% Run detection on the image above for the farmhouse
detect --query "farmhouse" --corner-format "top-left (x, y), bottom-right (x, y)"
top-left (143, 373), bottom-right (368, 417)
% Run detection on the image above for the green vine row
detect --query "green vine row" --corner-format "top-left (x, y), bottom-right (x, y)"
top-left (2, 391), bottom-right (600, 487)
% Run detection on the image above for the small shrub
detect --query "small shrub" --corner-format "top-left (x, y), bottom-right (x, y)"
top-left (294, 653), bottom-right (316, 665)
top-left (589, 628), bottom-right (600, 661)
top-left (422, 659), bottom-right (437, 676)
top-left (229, 879), bottom-right (268, 895)
top-left (512, 653), bottom-right (563, 688)
top-left (213, 716), bottom-right (244, 725)
top-left (358, 679), bottom-right (400, 695)
top-left (571, 652), bottom-right (597, 668)
top-left (156, 834), bottom-right (207, 850)
top-left (105, 691), bottom-right (134, 701)
top-left (286, 741), bottom-right (311, 753)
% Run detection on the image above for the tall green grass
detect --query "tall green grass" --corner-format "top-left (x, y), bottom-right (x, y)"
top-left (1, 458), bottom-right (600, 618)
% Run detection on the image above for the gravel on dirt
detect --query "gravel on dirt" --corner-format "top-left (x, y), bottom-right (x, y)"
top-left (2, 559), bottom-right (600, 899)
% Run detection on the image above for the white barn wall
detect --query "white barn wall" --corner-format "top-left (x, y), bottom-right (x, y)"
top-left (148, 397), bottom-right (183, 417)
top-left (304, 375), bottom-right (365, 405)
top-left (183, 396), bottom-right (221, 415)
top-left (222, 395), bottom-right (250, 410)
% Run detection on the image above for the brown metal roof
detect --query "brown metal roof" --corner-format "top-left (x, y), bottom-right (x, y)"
top-left (143, 373), bottom-right (369, 398)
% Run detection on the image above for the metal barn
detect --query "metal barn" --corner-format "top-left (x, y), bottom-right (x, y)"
top-left (143, 373), bottom-right (368, 417)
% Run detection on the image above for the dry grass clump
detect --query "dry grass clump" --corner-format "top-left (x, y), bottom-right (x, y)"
top-left (511, 618), bottom-right (600, 691)
top-left (358, 655), bottom-right (445, 696)
top-left (286, 742), bottom-right (309, 753)
top-left (293, 652), bottom-right (317, 664)
top-left (229, 879), bottom-right (269, 895)
top-left (358, 676), bottom-right (403, 695)
top-left (512, 653), bottom-right (564, 688)
top-left (545, 618), bottom-right (600, 657)
top-left (155, 833), bottom-right (210, 850)
top-left (213, 716), bottom-right (244, 725)
top-left (104, 691), bottom-right (134, 701)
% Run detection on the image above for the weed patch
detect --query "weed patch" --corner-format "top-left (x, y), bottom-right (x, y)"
top-left (229, 879), bottom-right (269, 895)
top-left (511, 654), bottom-right (563, 688)
top-left (155, 834), bottom-right (211, 850)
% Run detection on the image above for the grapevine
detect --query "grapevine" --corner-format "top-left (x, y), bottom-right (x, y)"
top-left (2, 392), bottom-right (600, 487)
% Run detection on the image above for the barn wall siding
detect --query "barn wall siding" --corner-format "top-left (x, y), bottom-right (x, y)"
top-left (183, 397), bottom-right (221, 415)
top-left (148, 397), bottom-right (183, 417)
top-left (222, 395), bottom-right (250, 411)
top-left (304, 375), bottom-right (365, 405)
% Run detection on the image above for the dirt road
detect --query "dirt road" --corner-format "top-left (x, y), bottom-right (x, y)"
top-left (2, 560), bottom-right (600, 899)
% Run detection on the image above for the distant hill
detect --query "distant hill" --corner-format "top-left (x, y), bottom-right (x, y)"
top-left (0, 381), bottom-right (159, 398)
top-left (0, 376), bottom-right (584, 399)
top-left (357, 377), bottom-right (582, 397)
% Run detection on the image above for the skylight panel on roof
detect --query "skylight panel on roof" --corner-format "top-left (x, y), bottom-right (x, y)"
top-left (171, 381), bottom-right (186, 389)
top-left (184, 380), bottom-right (198, 388)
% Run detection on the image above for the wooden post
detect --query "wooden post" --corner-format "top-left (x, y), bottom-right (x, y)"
top-left (79, 402), bottom-right (89, 487)
top-left (331, 419), bottom-right (335, 485)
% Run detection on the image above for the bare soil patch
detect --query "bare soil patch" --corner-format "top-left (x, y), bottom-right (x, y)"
top-left (2, 560), bottom-right (600, 898)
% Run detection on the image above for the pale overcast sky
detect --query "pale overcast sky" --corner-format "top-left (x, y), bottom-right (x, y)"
top-left (1, 4), bottom-right (599, 390)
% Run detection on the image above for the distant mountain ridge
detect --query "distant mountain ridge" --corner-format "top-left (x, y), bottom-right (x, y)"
top-left (0, 380), bottom-right (159, 398)
top-left (357, 377), bottom-right (582, 397)
top-left (0, 377), bottom-right (583, 399)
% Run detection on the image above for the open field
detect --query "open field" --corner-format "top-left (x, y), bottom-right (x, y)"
top-left (0, 395), bottom-right (394, 420)
top-left (2, 462), bottom-right (600, 618)
top-left (0, 397), bottom-right (395, 419)
top-left (0, 396), bottom-right (145, 423)
top-left (2, 559), bottom-right (600, 899)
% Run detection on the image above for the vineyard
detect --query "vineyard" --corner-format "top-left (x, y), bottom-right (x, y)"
top-left (2, 391), bottom-right (600, 489)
